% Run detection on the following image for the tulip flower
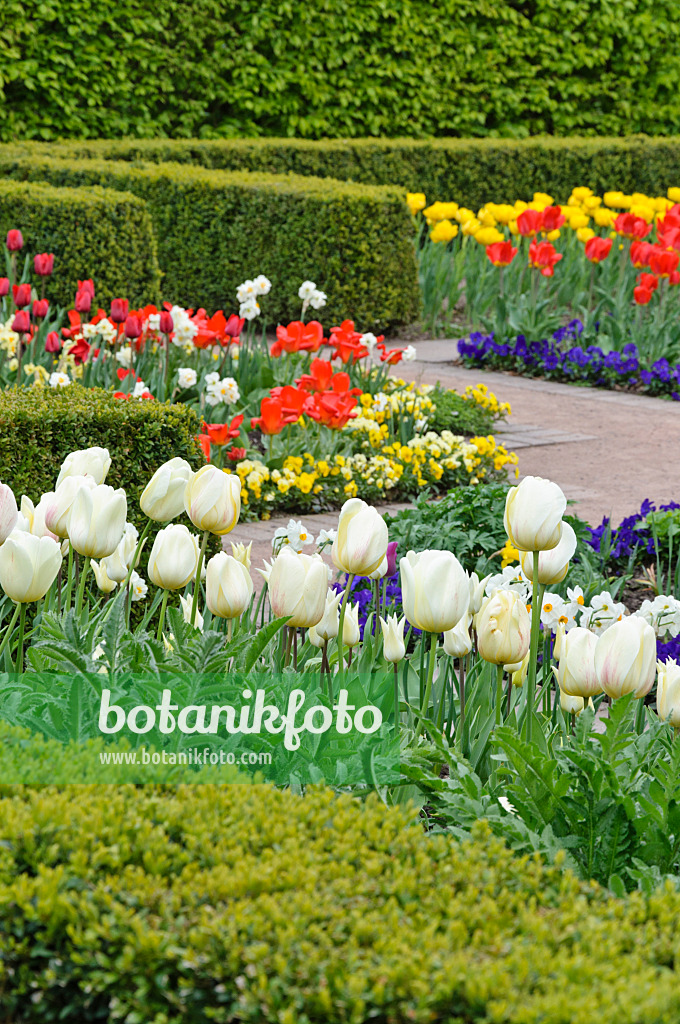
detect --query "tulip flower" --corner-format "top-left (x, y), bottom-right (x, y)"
top-left (0, 278), bottom-right (8, 297)
top-left (91, 559), bottom-right (118, 594)
top-left (528, 239), bottom-right (563, 277)
top-left (44, 475), bottom-right (96, 539)
top-left (110, 298), bottom-right (129, 324)
top-left (206, 552), bottom-right (254, 620)
top-left (332, 498), bottom-right (388, 577)
top-left (67, 484), bottom-right (127, 559)
top-left (657, 659), bottom-right (680, 728)
top-left (230, 541), bottom-right (252, 570)
top-left (584, 236), bottom-right (613, 263)
top-left (268, 547), bottom-right (327, 628)
top-left (34, 253), bottom-right (54, 276)
top-left (614, 212), bottom-right (652, 240)
top-left (594, 616), bottom-right (656, 699)
top-left (180, 593), bottom-right (203, 631)
top-left (0, 531), bottom-right (62, 602)
top-left (555, 626), bottom-right (600, 699)
top-left (516, 209), bottom-right (543, 236)
top-left (541, 205), bottom-right (566, 232)
top-left (56, 447), bottom-right (111, 488)
top-left (140, 458), bottom-right (194, 522)
top-left (560, 689), bottom-right (585, 716)
top-left (504, 476), bottom-right (566, 553)
top-left (477, 590), bottom-right (531, 667)
top-left (443, 614), bottom-right (472, 658)
top-left (311, 590), bottom-right (342, 641)
top-left (45, 331), bottom-right (61, 353)
top-left (0, 482), bottom-right (18, 544)
top-left (380, 613), bottom-right (406, 663)
top-left (634, 285), bottom-right (654, 305)
top-left (124, 314), bottom-right (142, 339)
top-left (6, 229), bottom-right (23, 251)
top-left (400, 549), bottom-right (469, 634)
top-left (520, 522), bottom-right (577, 585)
top-left (148, 524), bottom-right (200, 590)
top-left (102, 522), bottom-right (139, 583)
top-left (204, 414), bottom-right (244, 446)
top-left (11, 311), bottom-right (30, 333)
top-left (184, 465), bottom-right (241, 535)
top-left (251, 396), bottom-right (298, 435)
top-left (649, 249), bottom-right (679, 278)
top-left (486, 241), bottom-right (518, 266)
top-left (78, 278), bottom-right (95, 297)
top-left (342, 602), bottom-right (360, 648)
top-left (159, 310), bottom-right (174, 334)
top-left (32, 299), bottom-right (49, 319)
top-left (468, 571), bottom-right (490, 615)
top-left (20, 494), bottom-right (59, 542)
top-left (272, 320), bottom-right (324, 357)
top-left (13, 283), bottom-right (31, 308)
top-left (74, 289), bottom-right (92, 314)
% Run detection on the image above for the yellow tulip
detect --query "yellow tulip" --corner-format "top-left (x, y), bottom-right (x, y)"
top-left (429, 219), bottom-right (459, 243)
top-left (667, 187), bottom-right (680, 203)
top-left (462, 217), bottom-right (481, 236)
top-left (629, 203), bottom-right (655, 223)
top-left (477, 207), bottom-right (497, 227)
top-left (577, 227), bottom-right (595, 243)
top-left (423, 201), bottom-right (458, 222)
top-left (593, 207), bottom-right (616, 228)
top-left (406, 192), bottom-right (426, 216)
top-left (603, 191), bottom-right (627, 208)
top-left (546, 229), bottom-right (561, 242)
top-left (568, 213), bottom-right (590, 229)
top-left (570, 186), bottom-right (594, 202)
top-left (474, 226), bottom-right (505, 246)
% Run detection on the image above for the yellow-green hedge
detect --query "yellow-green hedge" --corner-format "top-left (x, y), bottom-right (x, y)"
top-left (0, 150), bottom-right (420, 328)
top-left (0, 178), bottom-right (160, 307)
top-left (1, 770), bottom-right (680, 1022)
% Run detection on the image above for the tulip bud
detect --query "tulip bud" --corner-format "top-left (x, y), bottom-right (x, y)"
top-left (20, 494), bottom-right (59, 542)
top-left (594, 616), bottom-right (656, 699)
top-left (148, 524), bottom-right (200, 590)
top-left (400, 549), bottom-right (469, 633)
top-left (469, 572), bottom-right (491, 615)
top-left (32, 299), bottom-right (49, 320)
top-left (520, 522), bottom-right (577, 585)
top-left (343, 602), bottom-right (361, 647)
top-left (508, 652), bottom-right (530, 687)
top-left (184, 465), bottom-right (241, 535)
top-left (34, 253), bottom-right (54, 276)
top-left (0, 278), bottom-right (8, 297)
top-left (307, 623), bottom-right (325, 648)
top-left (331, 498), bottom-right (388, 576)
top-left (380, 613), bottom-right (406, 663)
top-left (0, 531), bottom-right (62, 602)
top-left (56, 446), bottom-right (111, 488)
top-left (44, 475), bottom-right (96, 539)
top-left (312, 590), bottom-right (342, 641)
top-left (74, 289), bottom-right (92, 314)
top-left (268, 546), bottom-right (327, 627)
top-left (180, 593), bottom-right (203, 630)
top-left (230, 541), bottom-right (252, 570)
top-left (477, 590), bottom-right (531, 666)
top-left (140, 458), bottom-right (194, 522)
top-left (124, 314), bottom-right (142, 339)
top-left (556, 626), bottom-right (600, 698)
top-left (45, 331), bottom-right (62, 353)
top-left (67, 484), bottom-right (127, 559)
top-left (560, 689), bottom-right (585, 716)
top-left (11, 310), bottom-right (30, 333)
top-left (206, 551), bottom-right (254, 619)
top-left (657, 658), bottom-right (680, 726)
top-left (13, 283), bottom-right (31, 308)
top-left (102, 522), bottom-right (139, 582)
top-left (159, 310), bottom-right (174, 334)
top-left (91, 559), bottom-right (118, 594)
top-left (443, 613), bottom-right (472, 657)
top-left (504, 475), bottom-right (567, 551)
top-left (110, 298), bottom-right (129, 324)
top-left (6, 229), bottom-right (23, 252)
top-left (369, 554), bottom-right (388, 580)
top-left (0, 482), bottom-right (18, 544)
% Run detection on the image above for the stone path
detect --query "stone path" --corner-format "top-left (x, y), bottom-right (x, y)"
top-left (227, 340), bottom-right (680, 574)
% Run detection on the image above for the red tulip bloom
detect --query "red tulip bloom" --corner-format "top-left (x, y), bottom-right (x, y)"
top-left (649, 248), bottom-right (679, 278)
top-left (11, 310), bottom-right (30, 333)
top-left (124, 314), bottom-right (142, 339)
top-left (584, 237), bottom-right (613, 263)
top-left (634, 285), bottom-right (654, 305)
top-left (33, 253), bottom-right (54, 276)
top-left (541, 206), bottom-right (565, 232)
top-left (32, 299), bottom-right (49, 319)
top-left (671, 271), bottom-right (680, 286)
top-left (376, 342), bottom-right (405, 365)
top-left (196, 434), bottom-right (212, 461)
top-left (45, 331), bottom-right (62, 353)
top-left (224, 313), bottom-right (244, 340)
top-left (68, 338), bottom-right (91, 364)
top-left (528, 239), bottom-right (563, 277)
top-left (516, 209), bottom-right (543, 236)
top-left (13, 283), bottom-right (31, 307)
top-left (251, 397), bottom-right (298, 435)
top-left (159, 310), bottom-right (174, 335)
top-left (78, 278), bottom-right (95, 297)
top-left (630, 241), bottom-right (654, 269)
top-left (303, 390), bottom-right (358, 429)
top-left (6, 230), bottom-right (23, 252)
top-left (204, 414), bottom-right (245, 446)
top-left (637, 272), bottom-right (659, 293)
top-left (330, 372), bottom-right (361, 395)
top-left (110, 298), bottom-right (129, 324)
top-left (656, 225), bottom-right (680, 251)
top-left (297, 357), bottom-right (335, 392)
top-left (0, 278), bottom-right (8, 297)
top-left (486, 241), bottom-right (518, 266)
top-left (226, 447), bottom-right (246, 462)
top-left (614, 213), bottom-right (652, 240)
top-left (75, 289), bottom-right (92, 314)
top-left (329, 320), bottom-right (370, 363)
top-left (272, 320), bottom-right (324, 356)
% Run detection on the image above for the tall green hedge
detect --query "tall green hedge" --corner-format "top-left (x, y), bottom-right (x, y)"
top-left (2, 0), bottom-right (680, 141)
top-left (30, 135), bottom-right (680, 211)
top-left (0, 153), bottom-right (419, 327)
top-left (1, 781), bottom-right (680, 1022)
top-left (0, 178), bottom-right (160, 307)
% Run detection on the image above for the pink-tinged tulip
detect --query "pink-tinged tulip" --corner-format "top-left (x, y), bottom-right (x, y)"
top-left (159, 310), bottom-right (174, 334)
top-left (0, 278), bottom-right (8, 297)
top-left (124, 314), bottom-right (142, 339)
top-left (184, 465), bottom-right (241, 535)
top-left (74, 290), bottom-right (92, 314)
top-left (332, 498), bottom-right (388, 576)
top-left (110, 298), bottom-right (129, 324)
top-left (385, 540), bottom-right (398, 577)
top-left (268, 546), bottom-right (327, 627)
top-left (11, 311), bottom-right (30, 333)
top-left (0, 532), bottom-right (62, 603)
top-left (32, 299), bottom-right (49, 319)
top-left (78, 278), bottom-right (95, 296)
top-left (594, 616), bottom-right (657, 699)
top-left (477, 590), bottom-right (531, 666)
top-left (45, 331), bottom-right (61, 353)
top-left (6, 230), bottom-right (23, 252)
top-left (13, 283), bottom-right (31, 308)
top-left (33, 253), bottom-right (54, 276)
top-left (0, 482), bottom-right (18, 543)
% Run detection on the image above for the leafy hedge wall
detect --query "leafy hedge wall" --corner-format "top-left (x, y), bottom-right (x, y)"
top-left (0, 152), bottom-right (419, 327)
top-left (2, 0), bottom-right (680, 140)
top-left (2, 780), bottom-right (680, 1021)
top-left (0, 178), bottom-right (160, 307)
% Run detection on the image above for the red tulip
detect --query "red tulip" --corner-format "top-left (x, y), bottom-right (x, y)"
top-left (68, 338), bottom-right (91, 364)
top-left (75, 289), bottom-right (92, 314)
top-left (303, 390), bottom-right (358, 429)
top-left (649, 249), bottom-right (679, 278)
top-left (11, 310), bottom-right (30, 333)
top-left (630, 241), bottom-right (654, 269)
top-left (634, 285), bottom-right (653, 305)
top-left (272, 320), bottom-right (324, 356)
top-left (637, 272), bottom-right (659, 293)
top-left (6, 230), bottom-right (23, 252)
top-left (124, 314), bottom-right (142, 339)
top-left (614, 213), bottom-right (652, 241)
top-left (45, 331), bottom-right (62, 353)
top-left (297, 357), bottom-right (335, 392)
top-left (159, 310), bottom-right (174, 335)
top-left (224, 313), bottom-right (244, 339)
top-left (78, 278), bottom-right (95, 297)
top-left (486, 241), bottom-right (518, 267)
top-left (13, 283), bottom-right (31, 307)
top-left (110, 298), bottom-right (129, 324)
top-left (528, 239), bottom-right (563, 277)
top-left (196, 434), bottom-right (211, 461)
top-left (251, 397), bottom-right (298, 435)
top-left (269, 385), bottom-right (307, 420)
top-left (0, 278), bottom-right (8, 297)
top-left (516, 209), bottom-right (543, 236)
top-left (584, 237), bottom-right (613, 264)
top-left (541, 206), bottom-right (565, 232)
top-left (32, 299), bottom-right (49, 319)
top-left (204, 414), bottom-right (245, 446)
top-left (33, 253), bottom-right (54, 276)
top-left (226, 447), bottom-right (246, 462)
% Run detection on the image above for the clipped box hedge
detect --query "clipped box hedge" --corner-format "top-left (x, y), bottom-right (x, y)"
top-left (0, 177), bottom-right (160, 307)
top-left (0, 151), bottom-right (420, 329)
top-left (36, 135), bottom-right (680, 212)
top-left (1, 777), bottom-right (680, 1022)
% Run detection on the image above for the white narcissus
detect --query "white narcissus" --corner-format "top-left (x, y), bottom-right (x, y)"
top-left (67, 484), bottom-right (127, 559)
top-left (476, 590), bottom-right (531, 666)
top-left (268, 547), bottom-right (327, 628)
top-left (400, 549), bottom-right (469, 633)
top-left (148, 524), bottom-right (200, 591)
top-left (332, 498), bottom-right (388, 576)
top-left (520, 522), bottom-right (578, 585)
top-left (184, 465), bottom-right (241, 535)
top-left (140, 458), bottom-right (194, 522)
top-left (56, 446), bottom-right (111, 487)
top-left (102, 522), bottom-right (139, 583)
top-left (0, 481), bottom-right (18, 544)
top-left (205, 552), bottom-right (253, 619)
top-left (594, 616), bottom-right (657, 699)
top-left (504, 475), bottom-right (566, 552)
top-left (657, 658), bottom-right (680, 727)
top-left (44, 475), bottom-right (96, 539)
top-left (556, 626), bottom-right (601, 699)
top-left (0, 531), bottom-right (62, 602)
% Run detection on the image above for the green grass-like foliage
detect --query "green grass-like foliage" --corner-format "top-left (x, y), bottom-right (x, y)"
top-left (0, 151), bottom-right (420, 328)
top-left (2, 780), bottom-right (680, 1021)
top-left (0, 178), bottom-right (161, 307)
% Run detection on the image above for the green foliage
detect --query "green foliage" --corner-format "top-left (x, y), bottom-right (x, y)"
top-left (428, 384), bottom-right (499, 436)
top-left (3, 2), bottom-right (680, 141)
top-left (0, 178), bottom-right (160, 307)
top-left (0, 152), bottom-right (420, 329)
top-left (4, 783), bottom-right (680, 1021)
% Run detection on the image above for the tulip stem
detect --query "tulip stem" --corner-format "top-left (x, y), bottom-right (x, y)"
top-left (122, 520), bottom-right (152, 591)
top-left (156, 589), bottom-right (170, 643)
top-left (190, 530), bottom-right (209, 629)
top-left (635, 696), bottom-right (646, 735)
top-left (393, 662), bottom-right (400, 735)
top-left (495, 664), bottom-right (504, 727)
top-left (336, 573), bottom-right (355, 684)
top-left (15, 603), bottom-right (26, 675)
top-left (415, 631), bottom-right (437, 738)
top-left (64, 543), bottom-right (74, 612)
top-left (524, 554), bottom-right (545, 744)
top-left (0, 603), bottom-right (21, 663)
top-left (458, 654), bottom-right (466, 741)
top-left (75, 556), bottom-right (90, 618)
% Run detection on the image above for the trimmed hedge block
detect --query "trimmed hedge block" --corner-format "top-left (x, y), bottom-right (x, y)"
top-left (0, 151), bottom-right (420, 329)
top-left (0, 177), bottom-right (161, 307)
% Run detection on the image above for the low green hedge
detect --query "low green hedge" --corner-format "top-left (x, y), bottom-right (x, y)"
top-left (25, 135), bottom-right (680, 210)
top-left (1, 780), bottom-right (680, 1022)
top-left (0, 178), bottom-right (160, 307)
top-left (0, 151), bottom-right (420, 328)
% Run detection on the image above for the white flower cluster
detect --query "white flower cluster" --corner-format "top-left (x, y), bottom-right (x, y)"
top-left (272, 518), bottom-right (315, 554)
top-left (49, 372), bottom-right (71, 388)
top-left (237, 275), bottom-right (271, 320)
top-left (204, 372), bottom-right (240, 406)
top-left (169, 305), bottom-right (198, 348)
top-left (82, 320), bottom-right (116, 344)
top-left (298, 280), bottom-right (327, 311)
top-left (177, 367), bottom-right (197, 389)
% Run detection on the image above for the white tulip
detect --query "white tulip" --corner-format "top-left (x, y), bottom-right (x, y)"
top-left (102, 522), bottom-right (139, 583)
top-left (91, 559), bottom-right (118, 594)
top-left (343, 602), bottom-right (360, 647)
top-left (205, 552), bottom-right (253, 619)
top-left (0, 482), bottom-right (18, 543)
top-left (443, 613), bottom-right (472, 657)
top-left (657, 658), bottom-right (680, 727)
top-left (44, 475), bottom-right (96, 539)
top-left (56, 446), bottom-right (111, 487)
top-left (556, 626), bottom-right (600, 698)
top-left (400, 549), bottom-right (469, 633)
top-left (140, 457), bottom-right (194, 522)
top-left (331, 498), bottom-right (388, 576)
top-left (560, 689), bottom-right (585, 716)
top-left (380, 613), bottom-right (406, 663)
top-left (504, 475), bottom-right (566, 552)
top-left (180, 593), bottom-right (203, 630)
top-left (148, 524), bottom-right (200, 591)
top-left (268, 546), bottom-right (327, 628)
top-left (476, 590), bottom-right (531, 666)
top-left (20, 495), bottom-right (59, 542)
top-left (0, 531), bottom-right (62, 602)
top-left (184, 465), bottom-right (241, 535)
top-left (594, 616), bottom-right (656, 699)
top-left (313, 590), bottom-right (342, 641)
top-left (469, 572), bottom-right (490, 615)
top-left (67, 484), bottom-right (127, 559)
top-left (230, 541), bottom-right (252, 571)
top-left (520, 522), bottom-right (577, 585)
